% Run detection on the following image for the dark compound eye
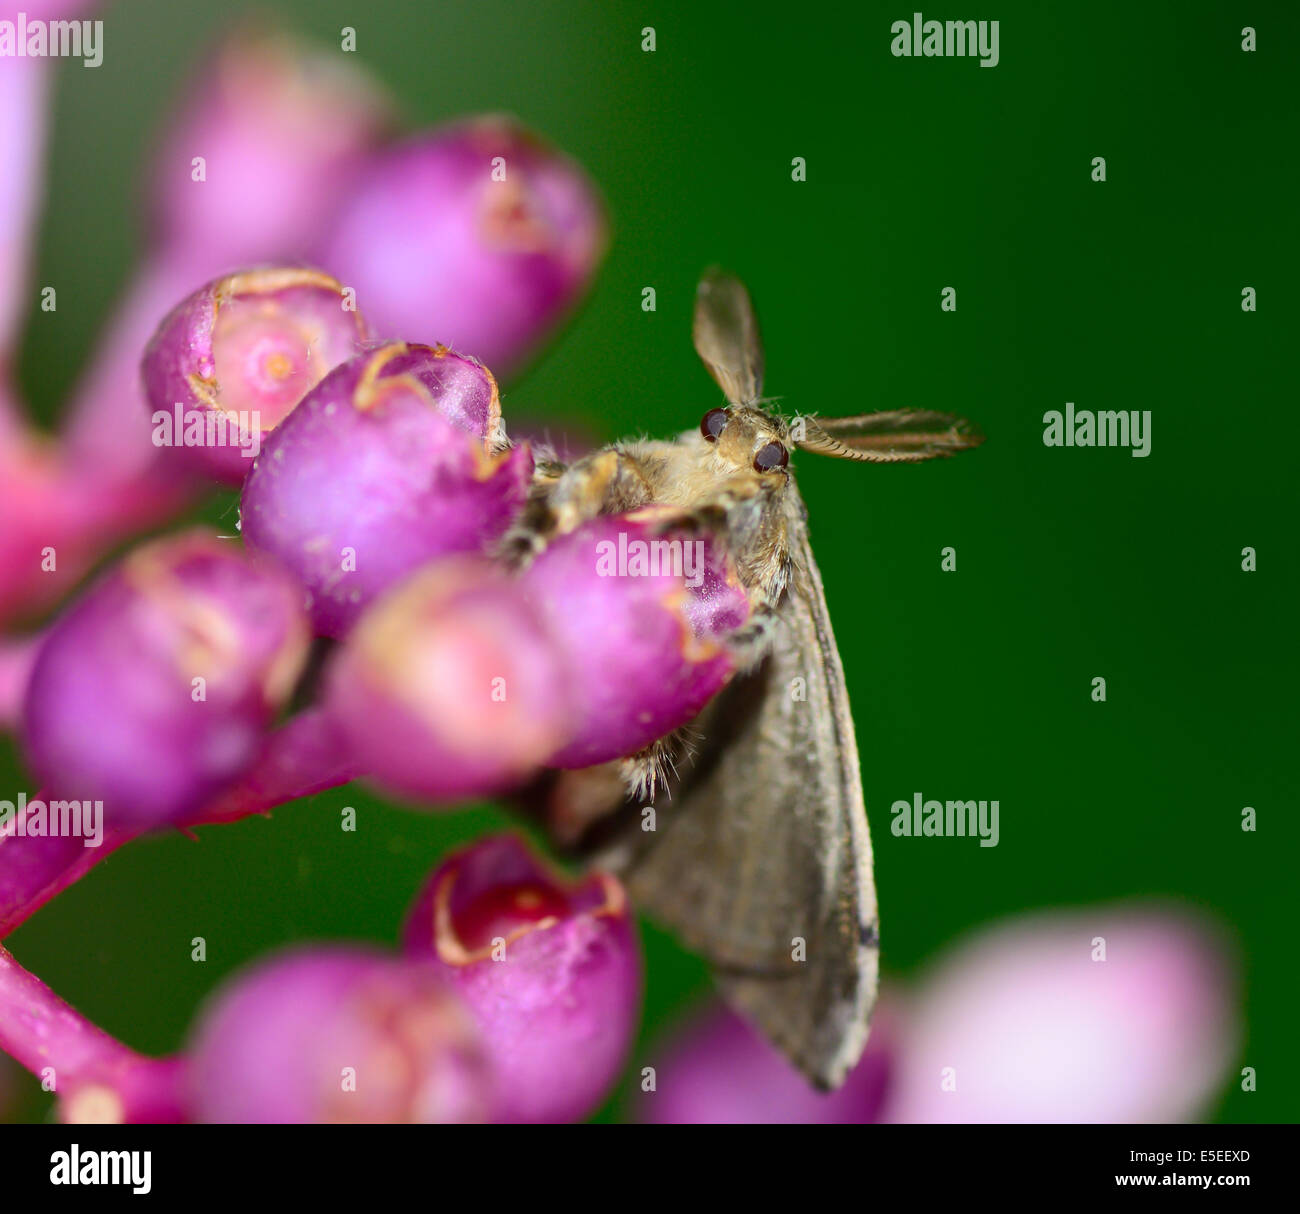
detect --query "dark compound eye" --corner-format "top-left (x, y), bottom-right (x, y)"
top-left (700, 407), bottom-right (728, 442)
top-left (753, 441), bottom-right (788, 472)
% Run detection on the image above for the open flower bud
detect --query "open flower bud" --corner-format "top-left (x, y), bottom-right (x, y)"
top-left (186, 946), bottom-right (490, 1123)
top-left (519, 510), bottom-right (750, 769)
top-left (151, 29), bottom-right (392, 270)
top-left (318, 117), bottom-right (606, 376)
top-left (21, 531), bottom-right (308, 828)
top-left (404, 836), bottom-right (640, 1122)
top-left (325, 560), bottom-right (571, 802)
top-left (141, 267), bottom-right (368, 484)
top-left (241, 342), bottom-right (530, 637)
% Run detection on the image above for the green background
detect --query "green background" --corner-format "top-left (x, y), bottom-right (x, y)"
top-left (3, 0), bottom-right (1296, 1122)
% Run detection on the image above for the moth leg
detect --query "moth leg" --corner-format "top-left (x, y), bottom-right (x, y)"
top-left (616, 724), bottom-right (700, 803)
top-left (500, 447), bottom-right (655, 567)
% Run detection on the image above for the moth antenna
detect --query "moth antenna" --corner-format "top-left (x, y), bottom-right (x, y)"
top-left (795, 413), bottom-right (984, 463)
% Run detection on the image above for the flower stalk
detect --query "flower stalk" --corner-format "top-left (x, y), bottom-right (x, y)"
top-left (0, 945), bottom-right (186, 1123)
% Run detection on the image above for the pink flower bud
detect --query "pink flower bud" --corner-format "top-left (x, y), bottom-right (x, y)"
top-left (186, 946), bottom-right (490, 1123)
top-left (318, 117), bottom-right (606, 376)
top-left (404, 836), bottom-right (641, 1122)
top-left (519, 510), bottom-right (750, 769)
top-left (878, 907), bottom-right (1240, 1124)
top-left (21, 531), bottom-right (309, 827)
top-left (142, 267), bottom-right (368, 484)
top-left (325, 560), bottom-right (572, 803)
top-left (240, 342), bottom-right (530, 637)
top-left (151, 29), bottom-right (392, 270)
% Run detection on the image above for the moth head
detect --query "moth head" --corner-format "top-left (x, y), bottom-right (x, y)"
top-left (791, 409), bottom-right (985, 464)
top-left (699, 404), bottom-right (790, 476)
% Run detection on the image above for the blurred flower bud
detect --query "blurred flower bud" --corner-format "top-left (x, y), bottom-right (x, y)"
top-left (325, 560), bottom-right (571, 803)
top-left (241, 342), bottom-right (530, 637)
top-left (152, 29), bottom-right (392, 270)
top-left (21, 531), bottom-right (309, 828)
top-left (142, 267), bottom-right (367, 484)
top-left (880, 906), bottom-right (1240, 1123)
top-left (640, 1004), bottom-right (896, 1124)
top-left (318, 117), bottom-right (606, 376)
top-left (519, 509), bottom-right (750, 769)
top-left (404, 835), bottom-right (640, 1122)
top-left (186, 946), bottom-right (490, 1123)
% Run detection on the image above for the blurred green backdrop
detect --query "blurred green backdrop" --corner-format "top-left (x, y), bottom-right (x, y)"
top-left (3, 0), bottom-right (1296, 1122)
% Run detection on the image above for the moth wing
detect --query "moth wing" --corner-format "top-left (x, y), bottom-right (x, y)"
top-left (588, 525), bottom-right (879, 1089)
top-left (797, 408), bottom-right (984, 463)
top-left (693, 268), bottom-right (765, 406)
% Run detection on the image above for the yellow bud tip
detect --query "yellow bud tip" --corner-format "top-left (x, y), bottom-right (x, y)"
top-left (265, 352), bottom-right (295, 380)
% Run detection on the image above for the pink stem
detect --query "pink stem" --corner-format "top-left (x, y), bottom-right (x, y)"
top-left (192, 708), bottom-right (362, 825)
top-left (0, 434), bottom-right (198, 630)
top-left (0, 813), bottom-right (137, 940)
top-left (0, 944), bottom-right (187, 1122)
top-left (0, 709), bottom-right (360, 937)
top-left (0, 257), bottom-right (209, 630)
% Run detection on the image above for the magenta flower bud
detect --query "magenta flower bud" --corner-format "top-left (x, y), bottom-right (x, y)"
top-left (21, 531), bottom-right (309, 828)
top-left (186, 946), bottom-right (490, 1123)
top-left (519, 509), bottom-right (749, 769)
top-left (241, 342), bottom-right (530, 637)
top-left (152, 29), bottom-right (392, 269)
top-left (318, 117), bottom-right (606, 376)
top-left (325, 560), bottom-right (572, 802)
top-left (404, 835), bottom-right (641, 1122)
top-left (141, 267), bottom-right (368, 484)
top-left (640, 1005), bottom-right (897, 1125)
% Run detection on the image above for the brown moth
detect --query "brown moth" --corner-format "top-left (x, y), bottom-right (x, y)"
top-left (508, 269), bottom-right (983, 1089)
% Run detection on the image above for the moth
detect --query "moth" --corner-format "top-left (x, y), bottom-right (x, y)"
top-left (509, 269), bottom-right (983, 1088)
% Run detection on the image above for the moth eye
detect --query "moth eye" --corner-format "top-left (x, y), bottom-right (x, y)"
top-left (753, 441), bottom-right (788, 472)
top-left (700, 407), bottom-right (728, 442)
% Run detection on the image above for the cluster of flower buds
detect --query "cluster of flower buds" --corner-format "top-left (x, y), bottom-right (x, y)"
top-left (321, 510), bottom-right (749, 802)
top-left (1, 26), bottom-right (606, 629)
top-left (0, 836), bottom-right (641, 1124)
top-left (2, 23), bottom-right (664, 824)
top-left (1, 183), bottom-right (733, 1121)
top-left (0, 18), bottom-right (1242, 1129)
top-left (1, 888), bottom-right (1235, 1124)
top-left (10, 404), bottom-right (752, 829)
